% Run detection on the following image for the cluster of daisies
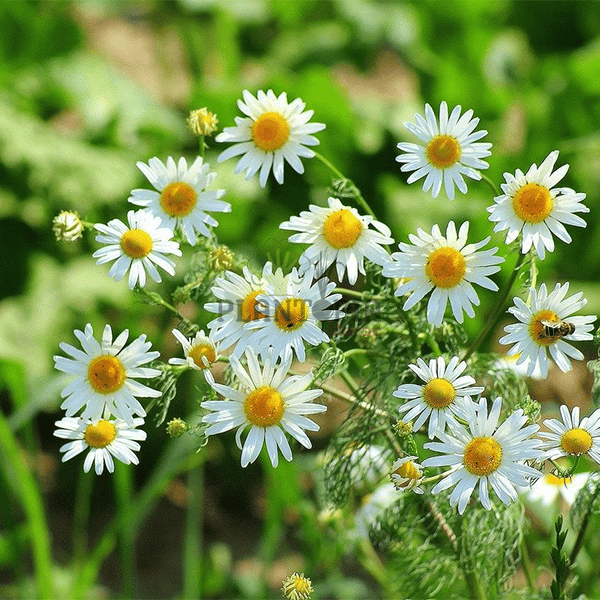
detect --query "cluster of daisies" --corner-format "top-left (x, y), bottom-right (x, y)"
top-left (53, 88), bottom-right (597, 517)
top-left (388, 356), bottom-right (600, 514)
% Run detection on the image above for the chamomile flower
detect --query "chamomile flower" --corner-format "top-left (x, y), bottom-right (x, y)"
top-left (521, 471), bottom-right (588, 508)
top-left (393, 356), bottom-right (484, 439)
top-left (246, 266), bottom-right (344, 363)
top-left (54, 324), bottom-right (161, 424)
top-left (423, 397), bottom-right (544, 514)
top-left (204, 262), bottom-right (280, 357)
top-left (128, 156), bottom-right (230, 245)
top-left (487, 151), bottom-right (589, 259)
top-left (382, 221), bottom-right (503, 327)
top-left (93, 210), bottom-right (181, 289)
top-left (54, 416), bottom-right (146, 475)
top-left (390, 456), bottom-right (424, 494)
top-left (499, 282), bottom-right (596, 379)
top-left (168, 329), bottom-right (218, 370)
top-left (279, 196), bottom-right (394, 284)
top-left (396, 101), bottom-right (491, 200)
top-left (539, 405), bottom-right (600, 464)
top-left (216, 89), bottom-right (325, 187)
top-left (202, 349), bottom-right (326, 467)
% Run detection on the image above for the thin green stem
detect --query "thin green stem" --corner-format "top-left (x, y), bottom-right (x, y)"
top-left (520, 537), bottom-right (536, 592)
top-left (480, 173), bottom-right (500, 196)
top-left (183, 463), bottom-right (204, 599)
top-left (456, 517), bottom-right (487, 600)
top-left (0, 413), bottom-right (53, 599)
top-left (114, 462), bottom-right (136, 599)
top-left (462, 251), bottom-right (526, 361)
top-left (569, 481), bottom-right (600, 565)
top-left (334, 287), bottom-right (386, 301)
top-left (313, 151), bottom-right (377, 218)
top-left (73, 470), bottom-right (94, 567)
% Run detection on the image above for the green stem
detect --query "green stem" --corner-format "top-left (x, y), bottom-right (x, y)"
top-left (183, 462), bottom-right (204, 599)
top-left (0, 413), bottom-right (53, 599)
top-left (313, 151), bottom-right (377, 219)
top-left (334, 287), bottom-right (386, 301)
top-left (73, 470), bottom-right (94, 568)
top-left (462, 251), bottom-right (526, 361)
top-left (569, 480), bottom-right (600, 565)
top-left (114, 462), bottom-right (136, 599)
top-left (456, 516), bottom-right (487, 600)
top-left (480, 173), bottom-right (500, 196)
top-left (520, 537), bottom-right (536, 592)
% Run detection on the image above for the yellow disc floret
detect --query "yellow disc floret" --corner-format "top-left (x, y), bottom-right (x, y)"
top-left (188, 343), bottom-right (216, 369)
top-left (87, 355), bottom-right (126, 394)
top-left (251, 112), bottom-right (290, 151)
top-left (560, 428), bottom-right (593, 455)
top-left (512, 183), bottom-right (553, 223)
top-left (84, 420), bottom-right (117, 448)
top-left (423, 378), bottom-right (456, 409)
top-left (426, 247), bottom-right (467, 288)
top-left (241, 289), bottom-right (266, 322)
top-left (530, 309), bottom-right (559, 346)
top-left (545, 473), bottom-right (572, 486)
top-left (281, 572), bottom-right (314, 600)
top-left (393, 460), bottom-right (421, 485)
top-left (463, 436), bottom-right (503, 476)
top-left (322, 209), bottom-right (363, 249)
top-left (244, 385), bottom-right (285, 427)
top-left (274, 298), bottom-right (309, 331)
top-left (426, 134), bottom-right (462, 169)
top-left (120, 229), bottom-right (153, 259)
top-left (159, 182), bottom-right (198, 217)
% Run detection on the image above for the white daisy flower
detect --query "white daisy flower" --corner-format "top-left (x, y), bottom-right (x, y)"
top-left (487, 151), bottom-right (589, 259)
top-left (521, 471), bottom-right (588, 508)
top-left (493, 351), bottom-right (544, 380)
top-left (168, 328), bottom-right (218, 370)
top-left (396, 101), bottom-right (491, 200)
top-left (499, 282), bottom-right (596, 379)
top-left (54, 324), bottom-right (161, 424)
top-left (93, 210), bottom-right (182, 289)
top-left (393, 356), bottom-right (484, 439)
top-left (215, 89), bottom-right (325, 187)
top-left (128, 156), bottom-right (230, 245)
top-left (279, 196), bottom-right (394, 285)
top-left (539, 405), bottom-right (600, 464)
top-left (382, 221), bottom-right (503, 327)
top-left (202, 349), bottom-right (326, 467)
top-left (54, 416), bottom-right (146, 475)
top-left (423, 397), bottom-right (544, 514)
top-left (390, 456), bottom-right (424, 494)
top-left (204, 262), bottom-right (281, 357)
top-left (246, 266), bottom-right (344, 363)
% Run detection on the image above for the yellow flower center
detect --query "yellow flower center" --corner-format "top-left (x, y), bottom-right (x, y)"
top-left (87, 355), bottom-right (126, 394)
top-left (393, 460), bottom-right (421, 486)
top-left (244, 385), bottom-right (285, 427)
top-left (120, 229), bottom-right (153, 259)
top-left (84, 420), bottom-right (117, 448)
top-left (274, 298), bottom-right (309, 331)
top-left (463, 436), bottom-right (503, 476)
top-left (512, 183), bottom-right (553, 223)
top-left (188, 343), bottom-right (216, 369)
top-left (241, 289), bottom-right (266, 323)
top-left (322, 209), bottom-right (363, 249)
top-left (425, 247), bottom-right (466, 288)
top-left (560, 428), bottom-right (593, 455)
top-left (544, 473), bottom-right (572, 486)
top-left (159, 182), bottom-right (198, 217)
top-left (530, 309), bottom-right (559, 346)
top-left (251, 112), bottom-right (290, 152)
top-left (426, 134), bottom-right (461, 169)
top-left (423, 378), bottom-right (456, 409)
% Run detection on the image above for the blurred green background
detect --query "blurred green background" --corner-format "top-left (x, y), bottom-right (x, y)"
top-left (2, 0), bottom-right (600, 598)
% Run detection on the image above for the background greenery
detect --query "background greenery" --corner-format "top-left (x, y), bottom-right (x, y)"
top-left (1, 0), bottom-right (600, 598)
